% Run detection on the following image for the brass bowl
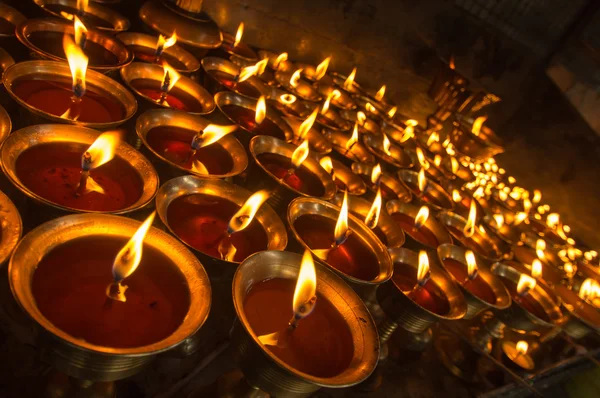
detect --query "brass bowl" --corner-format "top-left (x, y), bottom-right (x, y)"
top-left (120, 62), bottom-right (216, 115)
top-left (330, 192), bottom-right (405, 249)
top-left (275, 70), bottom-right (322, 102)
top-left (215, 91), bottom-right (293, 141)
top-left (437, 211), bottom-right (507, 262)
top-left (116, 32), bottom-right (200, 73)
top-left (0, 48), bottom-right (15, 76)
top-left (33, 0), bottom-right (130, 33)
top-left (139, 0), bottom-right (222, 53)
top-left (328, 158), bottom-right (366, 196)
top-left (231, 250), bottom-right (379, 396)
top-left (216, 31), bottom-right (258, 62)
top-left (0, 104), bottom-right (11, 147)
top-left (266, 88), bottom-right (312, 119)
top-left (3, 60), bottom-right (137, 130)
top-left (397, 169), bottom-right (454, 212)
top-left (330, 71), bottom-right (368, 97)
top-left (9, 213), bottom-right (211, 381)
top-left (437, 244), bottom-right (511, 319)
top-left (362, 133), bottom-right (413, 170)
top-left (0, 2), bottom-right (25, 38)
top-left (135, 109), bottom-right (248, 179)
top-left (257, 49), bottom-right (294, 73)
top-left (377, 247), bottom-right (467, 333)
top-left (0, 190), bottom-right (22, 266)
top-left (351, 162), bottom-right (412, 203)
top-left (553, 283), bottom-right (600, 339)
top-left (0, 124), bottom-right (158, 215)
top-left (16, 18), bottom-right (133, 73)
top-left (315, 82), bottom-right (357, 110)
top-left (287, 197), bottom-right (393, 288)
top-left (201, 57), bottom-right (270, 98)
top-left (450, 118), bottom-right (504, 161)
top-left (155, 176), bottom-right (288, 265)
top-left (323, 129), bottom-right (375, 165)
top-left (339, 109), bottom-right (381, 136)
top-left (284, 115), bottom-right (333, 155)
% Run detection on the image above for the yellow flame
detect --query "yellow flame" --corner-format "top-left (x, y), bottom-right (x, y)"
top-left (365, 102), bottom-right (377, 114)
top-left (255, 95), bottom-right (267, 124)
top-left (314, 56), bottom-right (331, 80)
top-left (547, 213), bottom-right (560, 229)
top-left (463, 199), bottom-right (477, 238)
top-left (579, 278), bottom-right (597, 301)
top-left (523, 198), bottom-right (532, 214)
top-left (513, 212), bottom-right (527, 226)
top-left (418, 168), bottom-right (427, 192)
top-left (227, 190), bottom-right (270, 234)
top-left (450, 157), bottom-right (459, 174)
top-left (516, 341), bottom-right (528, 356)
top-left (532, 189), bottom-right (542, 205)
top-left (465, 250), bottom-right (477, 279)
top-left (452, 190), bottom-right (462, 203)
top-left (237, 61), bottom-right (264, 83)
top-left (472, 116), bottom-right (488, 137)
top-left (416, 147), bottom-right (429, 169)
top-left (536, 239), bottom-right (546, 260)
top-left (297, 107), bottom-right (319, 139)
top-left (346, 123), bottom-right (359, 150)
top-left (382, 134), bottom-right (392, 156)
top-left (191, 159), bottom-right (209, 175)
top-left (375, 85), bottom-right (386, 101)
top-left (112, 211), bottom-right (155, 282)
top-left (162, 61), bottom-right (181, 92)
top-left (449, 55), bottom-right (455, 70)
top-left (335, 191), bottom-right (350, 245)
top-left (563, 224), bottom-right (571, 234)
top-left (344, 67), bottom-right (357, 91)
top-left (498, 190), bottom-right (508, 201)
top-left (63, 34), bottom-right (88, 96)
top-left (290, 69), bottom-right (303, 88)
top-left (357, 111), bottom-right (367, 125)
top-left (319, 156), bottom-right (334, 176)
top-left (371, 163), bottom-right (382, 185)
top-left (73, 16), bottom-right (87, 48)
top-left (292, 248), bottom-right (318, 317)
top-left (434, 155), bottom-right (442, 167)
top-left (508, 176), bottom-right (516, 184)
top-left (517, 274), bottom-right (536, 296)
top-left (274, 52), bottom-right (288, 70)
top-left (194, 124), bottom-right (238, 148)
top-left (291, 140), bottom-right (310, 168)
top-left (414, 206), bottom-right (430, 229)
top-left (417, 250), bottom-right (430, 285)
top-left (233, 22), bottom-right (244, 47)
top-left (564, 262), bottom-right (574, 276)
top-left (427, 132), bottom-right (439, 147)
top-left (388, 106), bottom-right (397, 119)
top-left (77, 0), bottom-right (88, 12)
top-left (84, 130), bottom-right (121, 170)
top-left (157, 31), bottom-right (177, 54)
top-left (365, 187), bottom-right (382, 229)
top-left (321, 89), bottom-right (341, 115)
top-left (531, 259), bottom-right (542, 279)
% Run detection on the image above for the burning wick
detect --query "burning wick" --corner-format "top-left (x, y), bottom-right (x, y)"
top-left (297, 107), bottom-right (319, 140)
top-left (375, 84), bottom-right (386, 101)
top-left (106, 211), bottom-right (156, 302)
top-left (217, 190), bottom-right (270, 261)
top-left (273, 52), bottom-right (288, 70)
top-left (73, 16), bottom-right (87, 49)
top-left (188, 124), bottom-right (238, 169)
top-left (515, 341), bottom-right (528, 360)
top-left (63, 33), bottom-right (88, 118)
top-left (365, 187), bottom-right (382, 229)
top-left (345, 123), bottom-right (359, 153)
top-left (233, 22), bottom-right (244, 48)
top-left (516, 274), bottom-right (536, 298)
top-left (321, 89), bottom-right (341, 115)
top-left (314, 191), bottom-right (351, 260)
top-left (282, 140), bottom-right (310, 181)
top-left (344, 67), bottom-right (357, 91)
top-left (255, 95), bottom-right (267, 124)
top-left (258, 249), bottom-right (317, 348)
top-left (160, 61), bottom-right (181, 103)
top-left (408, 251), bottom-right (431, 298)
top-left (414, 206), bottom-right (429, 229)
top-left (465, 250), bottom-right (478, 281)
top-left (314, 56), bottom-right (331, 80)
top-left (76, 130), bottom-right (121, 196)
top-left (371, 163), bottom-right (382, 187)
top-left (235, 59), bottom-right (265, 84)
top-left (155, 31), bottom-right (177, 61)
top-left (463, 199), bottom-right (477, 238)
top-left (319, 156), bottom-right (335, 180)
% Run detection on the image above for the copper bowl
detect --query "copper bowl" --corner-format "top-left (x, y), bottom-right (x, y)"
top-left (135, 109), bottom-right (248, 179)
top-left (16, 18), bottom-right (133, 73)
top-left (0, 2), bottom-right (25, 38)
top-left (0, 124), bottom-right (158, 215)
top-left (33, 0), bottom-right (130, 33)
top-left (0, 190), bottom-right (22, 266)
top-left (437, 244), bottom-right (511, 319)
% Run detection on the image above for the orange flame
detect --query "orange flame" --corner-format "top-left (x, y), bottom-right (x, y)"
top-left (314, 56), bottom-right (331, 80)
top-left (365, 187), bottom-right (382, 229)
top-left (156, 31), bottom-right (177, 55)
top-left (193, 124), bottom-right (238, 148)
top-left (403, 120), bottom-right (417, 141)
top-left (465, 250), bottom-right (478, 279)
top-left (255, 95), bottom-right (267, 124)
top-left (280, 93), bottom-right (297, 105)
top-left (237, 61), bottom-right (263, 83)
top-left (290, 69), bottom-right (303, 88)
top-left (375, 85), bottom-right (386, 101)
top-left (532, 189), bottom-right (542, 205)
top-left (547, 213), bottom-right (560, 229)
top-left (63, 34), bottom-right (88, 97)
top-left (319, 156), bottom-right (334, 177)
top-left (273, 52), bottom-right (288, 70)
top-left (427, 132), bottom-right (439, 147)
top-left (112, 211), bottom-right (155, 284)
top-left (161, 61), bottom-right (181, 93)
top-left (387, 106), bottom-right (398, 119)
top-left (516, 341), bottom-right (528, 356)
top-left (365, 102), bottom-right (377, 114)
top-left (449, 55), bottom-right (455, 70)
top-left (293, 249), bottom-right (317, 318)
top-left (334, 191), bottom-right (350, 245)
top-left (344, 67), bottom-right (357, 91)
top-left (191, 159), bottom-right (209, 175)
top-left (233, 22), bottom-right (244, 47)
top-left (418, 168), bottom-right (427, 192)
top-left (346, 123), bottom-right (359, 150)
top-left (517, 274), bottom-right (536, 296)
top-left (414, 206), bottom-right (429, 229)
top-left (227, 190), bottom-right (270, 234)
top-left (77, 0), bottom-right (88, 13)
top-left (531, 259), bottom-right (542, 279)
top-left (463, 199), bottom-right (477, 238)
top-left (416, 147), bottom-right (429, 170)
top-left (417, 250), bottom-right (430, 285)
top-left (434, 155), bottom-right (442, 167)
top-left (321, 89), bottom-right (341, 115)
top-left (357, 111), bottom-right (367, 125)
top-left (536, 239), bottom-right (546, 261)
top-left (382, 134), bottom-right (392, 156)
top-left (298, 107), bottom-right (319, 139)
top-left (371, 163), bottom-right (382, 186)
top-left (73, 16), bottom-right (87, 48)
top-left (579, 278), bottom-right (598, 301)
top-left (472, 116), bottom-right (488, 137)
top-left (291, 140), bottom-right (310, 168)
top-left (452, 190), bottom-right (462, 203)
top-left (84, 131), bottom-right (121, 170)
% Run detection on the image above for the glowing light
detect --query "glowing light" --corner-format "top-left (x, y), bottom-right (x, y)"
top-left (346, 123), bottom-right (359, 150)
top-left (293, 249), bottom-right (317, 319)
top-left (387, 106), bottom-right (397, 119)
top-left (63, 34), bottom-right (88, 97)
top-left (517, 274), bottom-right (536, 296)
top-left (532, 189), bottom-right (542, 205)
top-left (73, 16), bottom-right (87, 48)
top-left (83, 130), bottom-right (121, 170)
top-left (434, 155), bottom-right (442, 167)
top-left (273, 52), bottom-right (288, 70)
top-left (365, 187), bottom-right (382, 229)
top-left (417, 251), bottom-right (430, 286)
top-left (547, 213), bottom-right (560, 229)
top-left (161, 61), bottom-right (181, 93)
top-left (280, 93), bottom-right (296, 104)
top-left (314, 56), bottom-right (331, 80)
top-left (463, 199), bottom-right (477, 238)
top-left (255, 95), bottom-right (266, 124)
top-left (290, 69), bottom-right (303, 88)
top-left (233, 22), bottom-right (244, 47)
top-left (414, 206), bottom-right (429, 229)
top-left (472, 116), bottom-right (488, 137)
top-left (531, 259), bottom-right (542, 279)
top-left (451, 157), bottom-right (459, 174)
top-left (516, 341), bottom-right (528, 356)
top-left (344, 67), bottom-right (357, 91)
top-left (416, 147), bottom-right (429, 169)
top-left (449, 55), bottom-right (455, 70)
top-left (156, 31), bottom-right (177, 56)
top-left (319, 156), bottom-right (334, 177)
top-left (418, 168), bottom-right (427, 192)
top-left (291, 140), bottom-right (310, 168)
top-left (427, 132), bottom-right (439, 147)
top-left (334, 191), bottom-right (350, 245)
top-left (536, 239), bottom-right (546, 261)
top-left (375, 85), bottom-right (386, 101)
top-left (465, 250), bottom-right (478, 279)
top-left (371, 163), bottom-right (382, 186)
top-left (382, 134), bottom-right (392, 156)
top-left (452, 190), bottom-right (462, 203)
top-left (514, 212), bottom-right (527, 226)
top-left (192, 124), bottom-right (238, 148)
top-left (227, 190), bottom-right (270, 234)
top-left (321, 89), bottom-right (341, 115)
